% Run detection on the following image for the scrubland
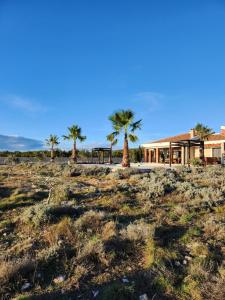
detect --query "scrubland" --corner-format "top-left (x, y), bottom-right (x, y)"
top-left (0, 163), bottom-right (224, 300)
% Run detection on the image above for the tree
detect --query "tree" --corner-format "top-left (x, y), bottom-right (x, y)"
top-left (194, 123), bottom-right (214, 161)
top-left (45, 134), bottom-right (59, 161)
top-left (63, 125), bottom-right (86, 163)
top-left (109, 110), bottom-right (142, 167)
top-left (106, 132), bottom-right (118, 164)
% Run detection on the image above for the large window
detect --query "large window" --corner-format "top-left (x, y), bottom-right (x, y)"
top-left (212, 148), bottom-right (221, 158)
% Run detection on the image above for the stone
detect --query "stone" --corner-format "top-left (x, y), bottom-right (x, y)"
top-left (53, 275), bottom-right (65, 284)
top-left (139, 294), bottom-right (148, 300)
top-left (92, 290), bottom-right (99, 298)
top-left (21, 282), bottom-right (31, 291)
top-left (122, 277), bottom-right (129, 283)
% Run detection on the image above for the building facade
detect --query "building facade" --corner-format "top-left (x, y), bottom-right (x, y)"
top-left (142, 126), bottom-right (225, 165)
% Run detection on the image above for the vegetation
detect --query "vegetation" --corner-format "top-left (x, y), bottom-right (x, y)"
top-left (106, 133), bottom-right (118, 164)
top-left (63, 125), bottom-right (86, 163)
top-left (0, 163), bottom-right (224, 299)
top-left (109, 110), bottom-right (142, 167)
top-left (194, 123), bottom-right (214, 161)
top-left (45, 134), bottom-right (60, 161)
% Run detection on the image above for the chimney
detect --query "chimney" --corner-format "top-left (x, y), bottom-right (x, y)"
top-left (189, 129), bottom-right (196, 138)
top-left (221, 126), bottom-right (225, 135)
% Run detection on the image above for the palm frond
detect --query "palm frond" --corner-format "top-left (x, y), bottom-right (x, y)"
top-left (78, 135), bottom-right (86, 142)
top-left (131, 119), bottom-right (142, 132)
top-left (128, 133), bottom-right (138, 143)
top-left (194, 123), bottom-right (214, 140)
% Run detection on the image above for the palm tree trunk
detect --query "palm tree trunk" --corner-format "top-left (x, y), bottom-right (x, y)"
top-left (199, 141), bottom-right (205, 164)
top-left (72, 141), bottom-right (77, 163)
top-left (109, 144), bottom-right (113, 164)
top-left (51, 146), bottom-right (54, 161)
top-left (122, 134), bottom-right (130, 167)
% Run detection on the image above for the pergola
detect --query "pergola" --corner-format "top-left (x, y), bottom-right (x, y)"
top-left (91, 147), bottom-right (111, 164)
top-left (169, 137), bottom-right (204, 167)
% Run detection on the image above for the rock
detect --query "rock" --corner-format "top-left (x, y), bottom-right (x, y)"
top-left (21, 282), bottom-right (31, 291)
top-left (183, 260), bottom-right (187, 265)
top-left (53, 275), bottom-right (65, 284)
top-left (185, 256), bottom-right (192, 261)
top-left (175, 261), bottom-right (181, 266)
top-left (122, 277), bottom-right (129, 283)
top-left (139, 294), bottom-right (148, 300)
top-left (92, 290), bottom-right (99, 298)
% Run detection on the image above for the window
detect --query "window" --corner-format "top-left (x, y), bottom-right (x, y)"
top-left (212, 148), bottom-right (221, 158)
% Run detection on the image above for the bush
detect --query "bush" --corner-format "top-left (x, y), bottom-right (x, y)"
top-left (43, 217), bottom-right (76, 246)
top-left (120, 220), bottom-right (154, 242)
top-left (139, 168), bottom-right (179, 199)
top-left (0, 258), bottom-right (35, 284)
top-left (191, 158), bottom-right (203, 167)
top-left (75, 210), bottom-right (105, 233)
top-left (22, 203), bottom-right (79, 227)
top-left (99, 282), bottom-right (135, 300)
top-left (77, 236), bottom-right (108, 266)
top-left (109, 168), bottom-right (148, 180)
top-left (49, 185), bottom-right (72, 204)
top-left (65, 165), bottom-right (111, 177)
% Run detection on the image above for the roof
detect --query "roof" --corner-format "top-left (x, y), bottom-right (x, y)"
top-left (146, 132), bottom-right (225, 144)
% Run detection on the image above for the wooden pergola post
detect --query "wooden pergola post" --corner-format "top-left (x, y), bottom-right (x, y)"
top-left (169, 142), bottom-right (172, 167)
top-left (183, 146), bottom-right (186, 165)
top-left (188, 141), bottom-right (191, 167)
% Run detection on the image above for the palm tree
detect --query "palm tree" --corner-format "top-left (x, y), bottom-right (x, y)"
top-left (194, 123), bottom-right (214, 161)
top-left (106, 132), bottom-right (118, 164)
top-left (63, 125), bottom-right (86, 163)
top-left (109, 110), bottom-right (142, 167)
top-left (45, 134), bottom-right (59, 161)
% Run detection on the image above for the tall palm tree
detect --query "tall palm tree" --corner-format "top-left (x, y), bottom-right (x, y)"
top-left (194, 123), bottom-right (214, 161)
top-left (63, 125), bottom-right (86, 163)
top-left (109, 110), bottom-right (142, 167)
top-left (45, 134), bottom-right (59, 161)
top-left (106, 132), bottom-right (118, 164)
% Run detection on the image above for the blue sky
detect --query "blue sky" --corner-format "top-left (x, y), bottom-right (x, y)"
top-left (0, 0), bottom-right (225, 150)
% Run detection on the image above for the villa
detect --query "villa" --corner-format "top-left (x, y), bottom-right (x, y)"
top-left (142, 126), bottom-right (225, 166)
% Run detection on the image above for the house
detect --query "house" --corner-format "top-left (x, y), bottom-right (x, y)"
top-left (142, 126), bottom-right (225, 165)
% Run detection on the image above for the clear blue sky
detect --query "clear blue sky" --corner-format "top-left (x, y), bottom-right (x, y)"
top-left (0, 0), bottom-right (225, 150)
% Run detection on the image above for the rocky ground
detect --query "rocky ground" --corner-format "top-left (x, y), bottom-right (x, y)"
top-left (0, 163), bottom-right (224, 300)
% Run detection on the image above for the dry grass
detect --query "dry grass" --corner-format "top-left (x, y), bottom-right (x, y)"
top-left (0, 163), bottom-right (225, 300)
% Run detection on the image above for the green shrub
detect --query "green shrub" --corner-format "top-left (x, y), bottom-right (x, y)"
top-left (191, 158), bottom-right (202, 167)
top-left (99, 282), bottom-right (135, 300)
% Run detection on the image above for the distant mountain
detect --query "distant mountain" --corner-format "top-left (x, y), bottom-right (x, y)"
top-left (0, 135), bottom-right (43, 151)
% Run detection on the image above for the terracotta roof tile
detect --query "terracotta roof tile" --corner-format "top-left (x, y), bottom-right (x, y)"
top-left (148, 132), bottom-right (225, 144)
top-left (151, 133), bottom-right (190, 143)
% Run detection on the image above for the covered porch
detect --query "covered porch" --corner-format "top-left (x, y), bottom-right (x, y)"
top-left (144, 138), bottom-right (204, 166)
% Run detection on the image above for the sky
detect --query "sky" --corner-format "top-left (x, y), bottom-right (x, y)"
top-left (0, 0), bottom-right (225, 150)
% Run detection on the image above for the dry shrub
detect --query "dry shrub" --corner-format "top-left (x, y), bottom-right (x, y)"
top-left (143, 238), bottom-right (155, 268)
top-left (49, 185), bottom-right (72, 204)
top-left (68, 264), bottom-right (88, 288)
top-left (101, 221), bottom-right (117, 241)
top-left (189, 241), bottom-right (209, 258)
top-left (201, 277), bottom-right (225, 300)
top-left (75, 210), bottom-right (105, 233)
top-left (120, 220), bottom-right (154, 242)
top-left (0, 258), bottom-right (36, 283)
top-left (203, 217), bottom-right (225, 241)
top-left (77, 236), bottom-right (109, 266)
top-left (43, 217), bottom-right (75, 246)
